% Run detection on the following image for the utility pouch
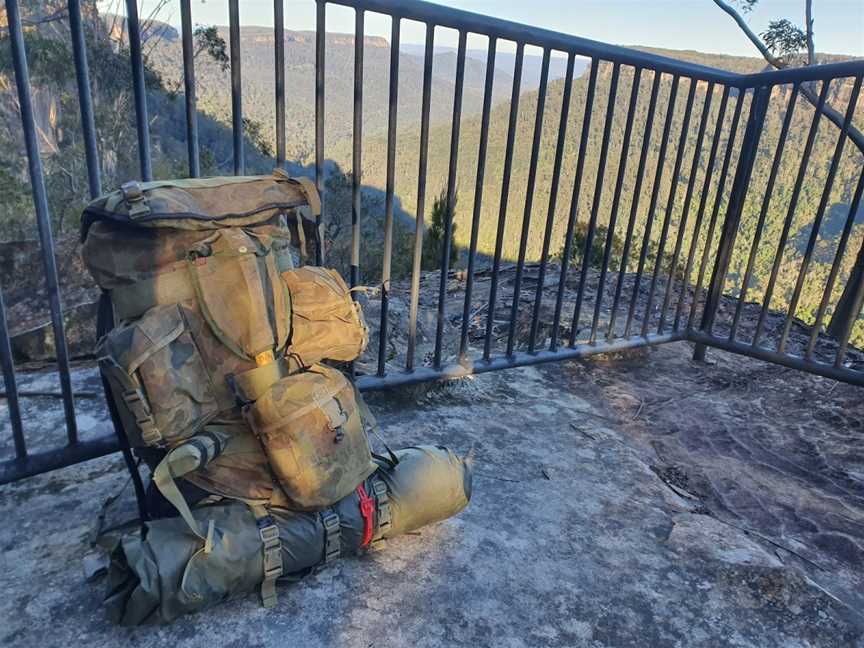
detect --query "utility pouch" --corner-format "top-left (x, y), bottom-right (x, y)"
top-left (281, 266), bottom-right (368, 366)
top-left (244, 364), bottom-right (376, 510)
top-left (97, 303), bottom-right (219, 448)
top-left (187, 229), bottom-right (290, 360)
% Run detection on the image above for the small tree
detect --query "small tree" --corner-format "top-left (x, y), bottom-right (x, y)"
top-left (422, 189), bottom-right (458, 271)
top-left (712, 1), bottom-right (864, 338)
top-left (713, 1), bottom-right (863, 154)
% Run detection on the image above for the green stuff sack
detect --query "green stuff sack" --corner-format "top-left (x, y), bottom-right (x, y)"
top-left (103, 446), bottom-right (472, 625)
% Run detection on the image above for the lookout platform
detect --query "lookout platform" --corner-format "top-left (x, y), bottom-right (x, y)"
top-left (1, 338), bottom-right (862, 647)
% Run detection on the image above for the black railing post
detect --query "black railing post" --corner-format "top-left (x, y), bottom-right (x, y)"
top-left (229, 0), bottom-right (244, 175)
top-left (0, 286), bottom-right (24, 460)
top-left (832, 246), bottom-right (864, 355)
top-left (274, 0), bottom-right (287, 169)
top-left (69, 0), bottom-right (102, 198)
top-left (693, 86), bottom-right (770, 360)
top-left (315, 0), bottom-right (326, 266)
top-left (180, 0), bottom-right (200, 178)
top-left (377, 16), bottom-right (400, 376)
top-left (125, 0), bottom-right (152, 181)
top-left (7, 0), bottom-right (78, 445)
top-left (406, 25), bottom-right (435, 371)
top-left (350, 8), bottom-right (364, 292)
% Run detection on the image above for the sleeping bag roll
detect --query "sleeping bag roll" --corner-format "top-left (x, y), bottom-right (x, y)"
top-left (104, 445), bottom-right (472, 625)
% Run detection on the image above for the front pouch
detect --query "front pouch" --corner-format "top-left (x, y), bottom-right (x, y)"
top-left (188, 228), bottom-right (290, 361)
top-left (282, 266), bottom-right (368, 366)
top-left (244, 364), bottom-right (376, 510)
top-left (97, 303), bottom-right (219, 448)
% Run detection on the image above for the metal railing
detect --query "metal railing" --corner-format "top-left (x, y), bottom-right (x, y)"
top-left (1, 0), bottom-right (863, 484)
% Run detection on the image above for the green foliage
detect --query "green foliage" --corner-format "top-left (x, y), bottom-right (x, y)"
top-left (422, 189), bottom-right (458, 271)
top-left (0, 4), bottom-right (279, 240)
top-left (320, 166), bottom-right (415, 283)
top-left (761, 19), bottom-right (808, 60)
top-left (193, 25), bottom-right (230, 72)
top-left (346, 59), bottom-right (863, 345)
top-left (242, 117), bottom-right (274, 158)
top-left (0, 167), bottom-right (34, 237)
top-left (559, 223), bottom-right (625, 273)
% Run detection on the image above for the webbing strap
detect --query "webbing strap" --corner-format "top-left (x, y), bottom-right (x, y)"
top-left (152, 453), bottom-right (211, 550)
top-left (353, 386), bottom-right (399, 468)
top-left (321, 510), bottom-right (341, 564)
top-left (249, 502), bottom-right (283, 609)
top-left (98, 357), bottom-right (163, 446)
top-left (152, 433), bottom-right (230, 550)
top-left (296, 213), bottom-right (308, 265)
top-left (371, 478), bottom-right (391, 547)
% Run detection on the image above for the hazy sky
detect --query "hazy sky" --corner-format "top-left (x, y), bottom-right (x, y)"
top-left (102, 1), bottom-right (864, 57)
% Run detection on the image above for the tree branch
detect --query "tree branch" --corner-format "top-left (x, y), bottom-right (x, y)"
top-left (712, 0), bottom-right (785, 67)
top-left (0, 7), bottom-right (69, 33)
top-left (712, 0), bottom-right (864, 156)
top-left (805, 0), bottom-right (815, 65)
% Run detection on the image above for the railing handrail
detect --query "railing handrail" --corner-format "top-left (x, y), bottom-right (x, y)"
top-left (331, 0), bottom-right (864, 87)
top-left (327, 0), bottom-right (741, 85)
top-left (738, 59), bottom-right (864, 87)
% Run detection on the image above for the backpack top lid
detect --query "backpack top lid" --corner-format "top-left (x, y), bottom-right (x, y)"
top-left (80, 170), bottom-right (320, 241)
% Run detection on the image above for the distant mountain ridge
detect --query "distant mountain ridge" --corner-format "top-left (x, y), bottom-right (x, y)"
top-left (147, 26), bottom-right (516, 164)
top-left (398, 43), bottom-right (589, 88)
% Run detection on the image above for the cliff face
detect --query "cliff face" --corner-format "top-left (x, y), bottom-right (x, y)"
top-left (0, 1), bottom-right (282, 242)
top-left (0, 235), bottom-right (98, 363)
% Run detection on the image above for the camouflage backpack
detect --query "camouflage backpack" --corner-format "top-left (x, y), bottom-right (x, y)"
top-left (81, 171), bottom-right (374, 530)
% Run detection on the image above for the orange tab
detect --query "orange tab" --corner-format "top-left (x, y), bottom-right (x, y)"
top-left (255, 350), bottom-right (275, 366)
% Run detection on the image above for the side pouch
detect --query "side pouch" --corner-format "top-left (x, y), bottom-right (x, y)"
top-left (97, 304), bottom-right (219, 448)
top-left (244, 364), bottom-right (376, 510)
top-left (282, 266), bottom-right (368, 366)
top-left (188, 228), bottom-right (290, 360)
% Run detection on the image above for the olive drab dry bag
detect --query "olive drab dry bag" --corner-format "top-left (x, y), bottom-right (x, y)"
top-left (103, 446), bottom-right (473, 625)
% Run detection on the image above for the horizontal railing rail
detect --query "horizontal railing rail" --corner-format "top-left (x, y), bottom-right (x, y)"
top-left (1, 0), bottom-right (863, 485)
top-left (327, 0), bottom-right (743, 85)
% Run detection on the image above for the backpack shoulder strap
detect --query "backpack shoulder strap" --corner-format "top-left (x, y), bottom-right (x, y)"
top-left (353, 385), bottom-right (400, 468)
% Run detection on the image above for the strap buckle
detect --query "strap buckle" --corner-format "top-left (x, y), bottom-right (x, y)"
top-left (370, 479), bottom-right (391, 550)
top-left (121, 181), bottom-right (150, 219)
top-left (372, 479), bottom-right (391, 534)
top-left (255, 514), bottom-right (282, 608)
top-left (121, 180), bottom-right (144, 203)
top-left (321, 510), bottom-right (341, 564)
top-left (121, 388), bottom-right (162, 446)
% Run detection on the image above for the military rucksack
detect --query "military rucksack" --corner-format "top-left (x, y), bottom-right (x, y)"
top-left (82, 173), bottom-right (473, 621)
top-left (82, 171), bottom-right (373, 517)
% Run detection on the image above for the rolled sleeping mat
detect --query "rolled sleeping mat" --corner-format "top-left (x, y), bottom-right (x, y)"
top-left (103, 446), bottom-right (472, 625)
